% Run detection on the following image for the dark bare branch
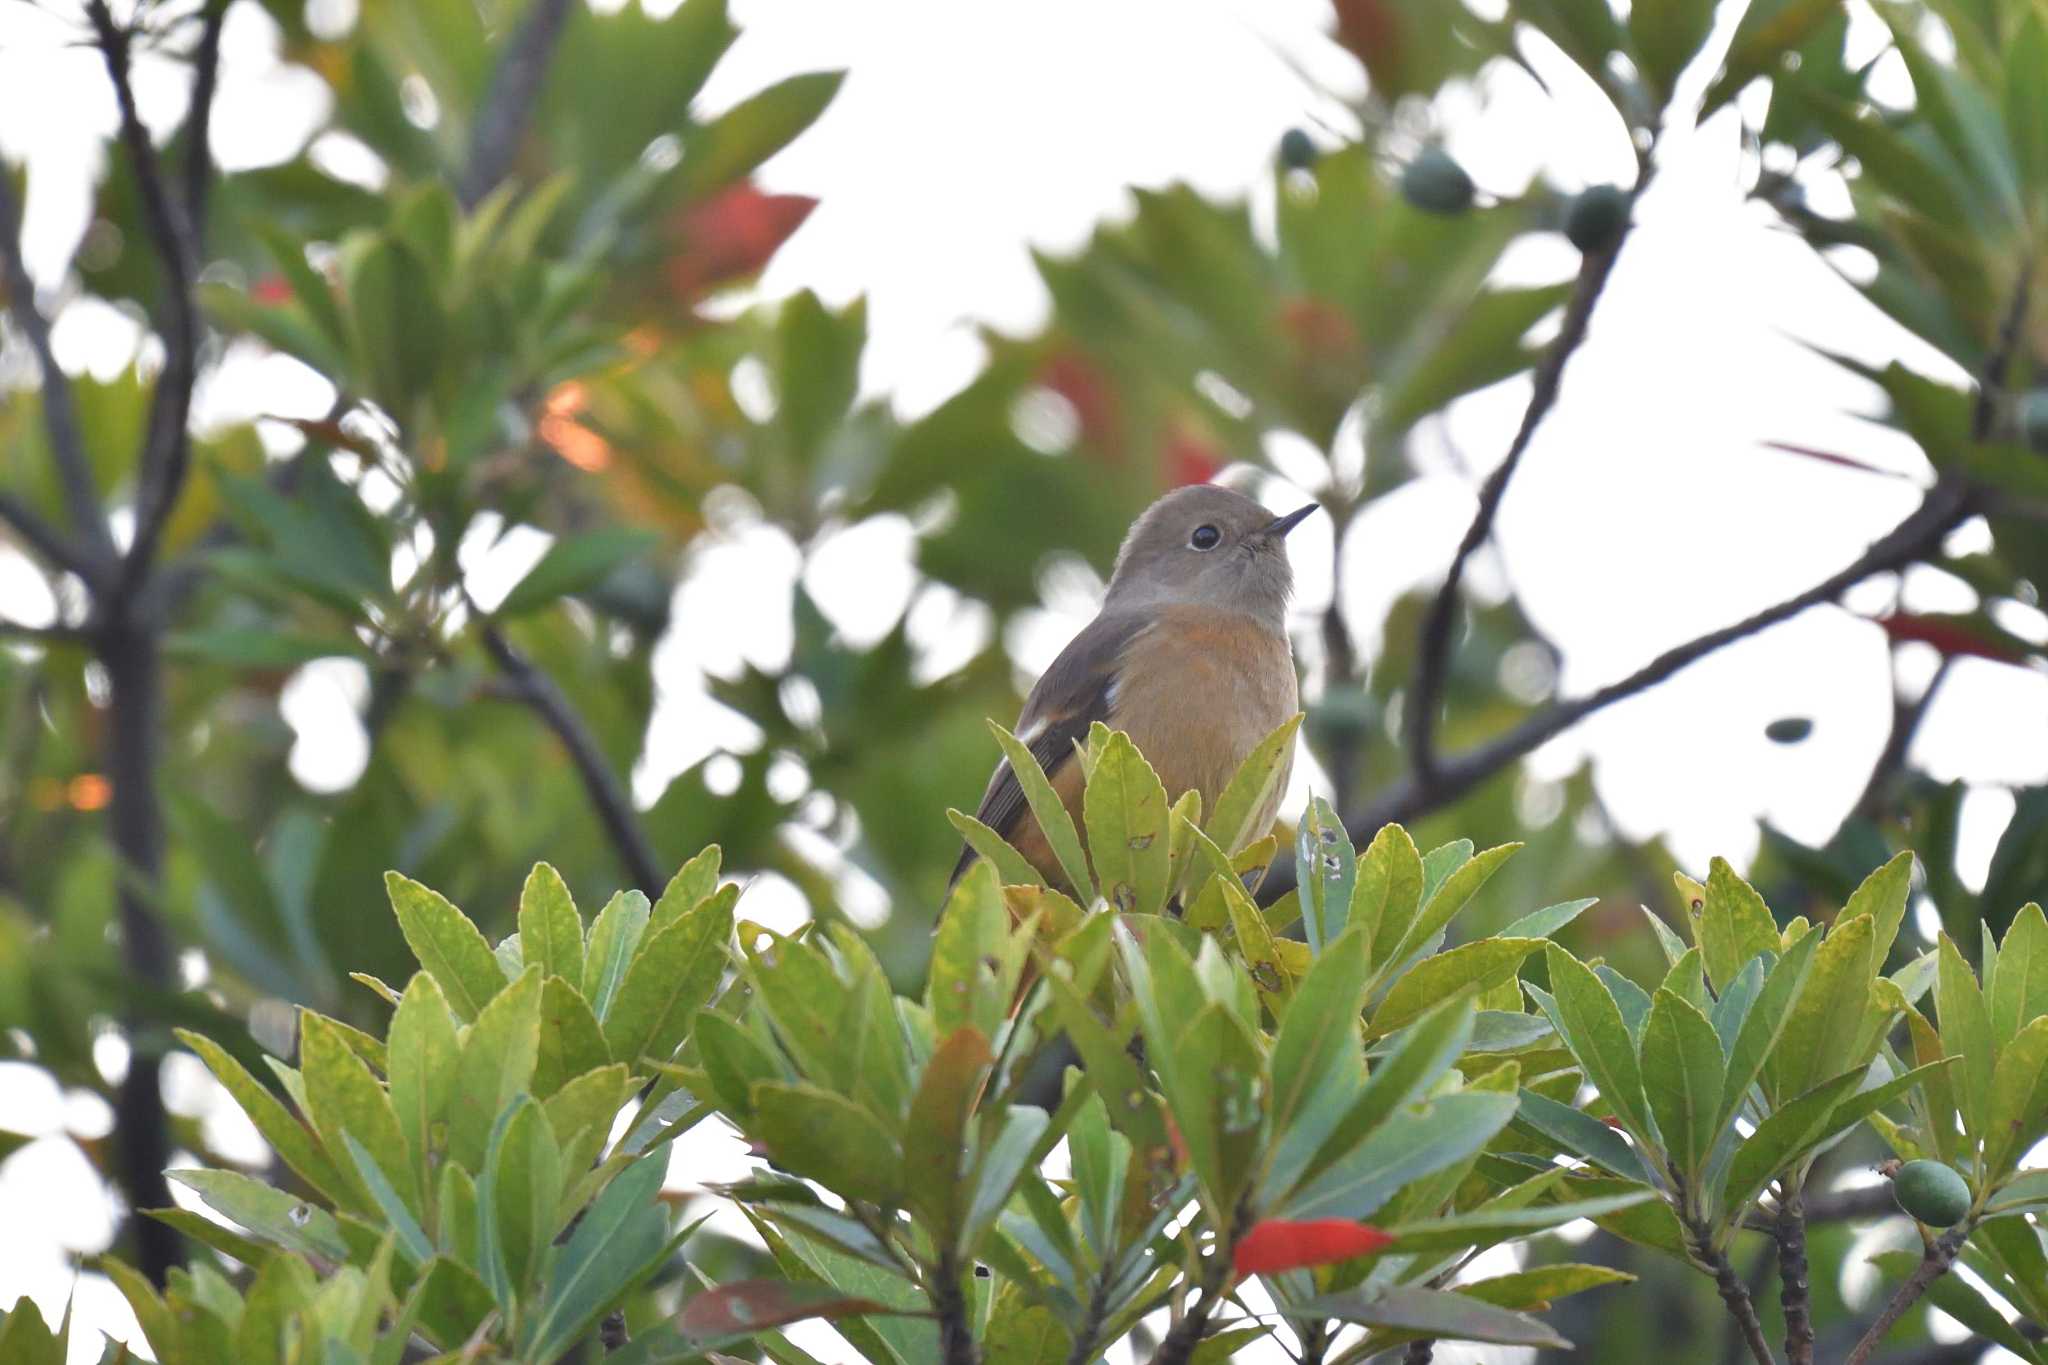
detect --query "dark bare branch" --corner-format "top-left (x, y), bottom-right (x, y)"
top-left (85, 1), bottom-right (208, 587)
top-left (473, 609), bottom-right (666, 895)
top-left (461, 0), bottom-right (578, 208)
top-left (182, 2), bottom-right (229, 243)
top-left (1405, 162), bottom-right (1651, 785)
top-left (0, 174), bottom-right (115, 578)
top-left (1262, 478), bottom-right (1974, 903)
top-left (1843, 1225), bottom-right (1971, 1365)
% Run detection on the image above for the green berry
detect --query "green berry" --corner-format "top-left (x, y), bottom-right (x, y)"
top-left (1401, 148), bottom-right (1475, 216)
top-left (1892, 1160), bottom-right (1971, 1227)
top-left (1279, 128), bottom-right (1318, 171)
top-left (1565, 184), bottom-right (1630, 254)
top-left (1763, 717), bottom-right (1813, 744)
top-left (2019, 389), bottom-right (2048, 452)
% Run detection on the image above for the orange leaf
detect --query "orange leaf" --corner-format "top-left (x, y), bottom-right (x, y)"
top-left (1233, 1218), bottom-right (1395, 1276)
top-left (665, 183), bottom-right (817, 304)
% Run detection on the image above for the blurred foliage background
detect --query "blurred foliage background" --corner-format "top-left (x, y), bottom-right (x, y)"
top-left (2, 0), bottom-right (2047, 1359)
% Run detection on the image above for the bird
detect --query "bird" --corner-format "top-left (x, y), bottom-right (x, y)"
top-left (950, 483), bottom-right (1314, 894)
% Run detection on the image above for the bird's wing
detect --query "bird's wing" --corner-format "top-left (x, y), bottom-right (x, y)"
top-left (949, 609), bottom-right (1153, 887)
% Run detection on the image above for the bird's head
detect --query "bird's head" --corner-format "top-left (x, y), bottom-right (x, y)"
top-left (1102, 484), bottom-right (1316, 628)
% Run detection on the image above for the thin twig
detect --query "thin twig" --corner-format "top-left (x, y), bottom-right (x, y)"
top-left (1150, 1205), bottom-right (1249, 1365)
top-left (181, 2), bottom-right (229, 245)
top-left (1261, 477), bottom-right (1974, 903)
top-left (1406, 156), bottom-right (1653, 784)
top-left (0, 175), bottom-right (115, 577)
top-left (472, 608), bottom-right (666, 894)
top-left (1776, 1181), bottom-right (1815, 1365)
top-left (460, 0), bottom-right (578, 208)
top-left (0, 491), bottom-right (101, 584)
top-left (1843, 1225), bottom-right (1972, 1365)
top-left (1854, 655), bottom-right (1953, 822)
top-left (85, 1), bottom-right (206, 590)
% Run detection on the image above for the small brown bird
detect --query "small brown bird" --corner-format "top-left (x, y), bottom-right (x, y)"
top-left (951, 484), bottom-right (1314, 892)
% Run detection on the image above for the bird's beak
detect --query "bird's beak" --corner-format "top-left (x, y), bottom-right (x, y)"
top-left (1260, 503), bottom-right (1318, 539)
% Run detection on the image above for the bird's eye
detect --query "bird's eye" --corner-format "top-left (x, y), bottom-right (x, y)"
top-left (1190, 524), bottom-right (1221, 551)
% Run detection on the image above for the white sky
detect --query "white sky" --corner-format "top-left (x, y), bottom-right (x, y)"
top-left (3, 0), bottom-right (2046, 1360)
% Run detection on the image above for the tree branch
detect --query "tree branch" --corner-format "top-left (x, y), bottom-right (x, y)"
top-left (0, 173), bottom-right (115, 579)
top-left (1405, 161), bottom-right (1651, 784)
top-left (182, 2), bottom-right (229, 245)
top-left (473, 610), bottom-right (665, 895)
top-left (1776, 1181), bottom-right (1815, 1365)
top-left (930, 1247), bottom-right (981, 1365)
top-left (1262, 478), bottom-right (1974, 903)
top-left (1690, 1219), bottom-right (1779, 1365)
top-left (1855, 655), bottom-right (1952, 821)
top-left (1150, 1206), bottom-right (1248, 1365)
top-left (85, 1), bottom-right (209, 590)
top-left (460, 0), bottom-right (578, 209)
top-left (1843, 1225), bottom-right (1972, 1365)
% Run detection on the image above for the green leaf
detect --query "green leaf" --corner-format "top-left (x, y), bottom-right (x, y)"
top-left (1985, 1014), bottom-right (2048, 1176)
top-left (497, 528), bottom-right (658, 617)
top-left (1513, 1088), bottom-right (1654, 1183)
top-left (545, 1063), bottom-right (634, 1173)
top-left (446, 966), bottom-right (544, 1171)
top-left (174, 1027), bottom-right (351, 1207)
top-left (234, 1249), bottom-right (316, 1365)
top-left (341, 1133), bottom-right (434, 1268)
top-left (1456, 1262), bottom-right (1635, 1309)
top-left (481, 1096), bottom-right (562, 1293)
top-left (1629, 0), bottom-right (1714, 100)
top-left (1503, 898), bottom-right (1599, 940)
top-left (519, 863), bottom-right (585, 988)
top-left (385, 973), bottom-right (460, 1201)
top-left (386, 872), bottom-right (503, 1023)
top-left (928, 861), bottom-right (1014, 1043)
top-left (946, 809), bottom-right (1045, 889)
top-left (1375, 1191), bottom-right (1658, 1257)
top-left (1308, 997), bottom-right (1475, 1180)
top-left (1640, 988), bottom-right (1726, 1182)
top-left (301, 1011), bottom-right (418, 1219)
top-left (1206, 714), bottom-right (1301, 855)
top-left (527, 1153), bottom-right (672, 1361)
top-left (1769, 914), bottom-right (1877, 1102)
top-left (651, 846), bottom-right (724, 933)
top-left (963, 1105), bottom-right (1051, 1253)
top-left (168, 1168), bottom-right (350, 1261)
top-left (1535, 946), bottom-right (1651, 1140)
top-left (1846, 850), bottom-right (1915, 965)
top-left (535, 973), bottom-right (612, 1098)
top-left (1283, 1284), bottom-right (1568, 1349)
top-left (1370, 939), bottom-right (1543, 1037)
top-left (345, 235), bottom-right (442, 414)
top-left (1266, 926), bottom-right (1372, 1199)
top-left (1379, 843), bottom-right (1520, 976)
top-left (1083, 731), bottom-right (1173, 914)
top-left (988, 720), bottom-right (1094, 896)
top-left (1295, 796), bottom-right (1356, 953)
top-left (678, 71), bottom-right (847, 197)
top-left (1167, 1003), bottom-right (1268, 1216)
top-left (1698, 858), bottom-right (1781, 995)
top-left (1701, 0), bottom-right (1841, 118)
top-left (165, 626), bottom-right (361, 668)
top-left (1936, 933), bottom-right (1997, 1140)
top-left (583, 889), bottom-right (652, 1023)
top-left (1719, 928), bottom-right (1821, 1132)
top-left (902, 1027), bottom-right (993, 1243)
top-left (1354, 823), bottom-right (1426, 968)
top-left (1721, 1068), bottom-right (1866, 1215)
top-left (1991, 903), bottom-right (2048, 1044)
top-left (671, 1279), bottom-right (899, 1349)
top-left (1283, 1091), bottom-right (1517, 1221)
top-left (751, 1081), bottom-right (905, 1207)
top-left (602, 888), bottom-right (732, 1068)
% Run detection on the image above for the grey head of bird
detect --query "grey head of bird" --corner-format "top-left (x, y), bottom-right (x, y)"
top-left (1100, 484), bottom-right (1317, 629)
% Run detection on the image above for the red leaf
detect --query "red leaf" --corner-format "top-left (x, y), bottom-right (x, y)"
top-left (252, 273), bottom-right (293, 305)
top-left (665, 184), bottom-right (817, 304)
top-left (1039, 349), bottom-right (1119, 451)
top-left (676, 1280), bottom-right (892, 1340)
top-left (1161, 419), bottom-right (1223, 489)
top-left (1876, 613), bottom-right (2023, 664)
top-left (1233, 1218), bottom-right (1396, 1276)
top-left (1760, 442), bottom-right (1904, 479)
